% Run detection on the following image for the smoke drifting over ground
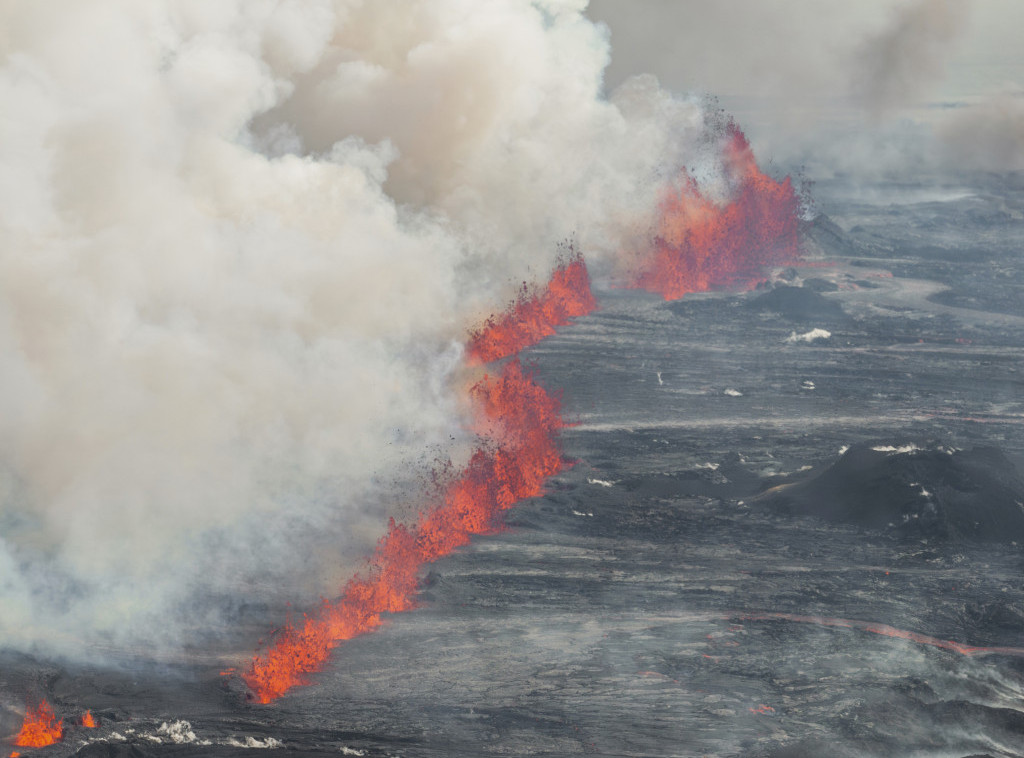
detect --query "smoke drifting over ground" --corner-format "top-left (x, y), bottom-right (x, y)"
top-left (0, 0), bottom-right (741, 661)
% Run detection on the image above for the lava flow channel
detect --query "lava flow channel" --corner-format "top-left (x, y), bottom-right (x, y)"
top-left (11, 700), bottom-right (62, 753)
top-left (243, 261), bottom-right (597, 704)
top-left (738, 613), bottom-right (1024, 658)
top-left (632, 122), bottom-right (801, 300)
top-left (466, 249), bottom-right (597, 365)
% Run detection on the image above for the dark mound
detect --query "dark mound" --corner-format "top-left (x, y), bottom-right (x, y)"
top-left (746, 285), bottom-right (847, 322)
top-left (800, 212), bottom-right (863, 258)
top-left (758, 443), bottom-right (1024, 543)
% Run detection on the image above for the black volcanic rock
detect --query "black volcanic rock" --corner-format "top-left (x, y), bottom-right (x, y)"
top-left (746, 284), bottom-right (847, 322)
top-left (758, 443), bottom-right (1024, 543)
top-left (803, 277), bottom-right (840, 293)
top-left (619, 452), bottom-right (762, 500)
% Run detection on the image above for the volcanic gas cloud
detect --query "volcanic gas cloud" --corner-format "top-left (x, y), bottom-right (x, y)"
top-left (632, 122), bottom-right (802, 300)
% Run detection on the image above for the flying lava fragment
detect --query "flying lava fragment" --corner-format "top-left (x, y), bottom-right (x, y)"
top-left (12, 700), bottom-right (62, 750)
top-left (631, 122), bottom-right (801, 300)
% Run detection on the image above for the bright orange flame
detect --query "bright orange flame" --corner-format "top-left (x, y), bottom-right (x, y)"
top-left (81, 711), bottom-right (97, 728)
top-left (244, 360), bottom-right (566, 703)
top-left (632, 122), bottom-right (801, 300)
top-left (13, 700), bottom-right (62, 748)
top-left (466, 251), bottom-right (597, 365)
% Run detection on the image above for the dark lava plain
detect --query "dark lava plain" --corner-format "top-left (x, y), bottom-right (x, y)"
top-left (4, 173), bottom-right (1024, 757)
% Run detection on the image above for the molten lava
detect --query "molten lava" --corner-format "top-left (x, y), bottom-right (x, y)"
top-left (81, 711), bottom-right (97, 728)
top-left (632, 122), bottom-right (801, 300)
top-left (466, 251), bottom-right (597, 365)
top-left (13, 701), bottom-right (62, 749)
top-left (244, 360), bottom-right (566, 703)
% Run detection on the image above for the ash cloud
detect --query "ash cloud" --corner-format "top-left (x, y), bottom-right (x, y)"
top-left (0, 0), bottom-right (711, 661)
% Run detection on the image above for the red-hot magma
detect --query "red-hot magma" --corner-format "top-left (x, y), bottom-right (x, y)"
top-left (13, 700), bottom-right (62, 750)
top-left (466, 252), bottom-right (597, 365)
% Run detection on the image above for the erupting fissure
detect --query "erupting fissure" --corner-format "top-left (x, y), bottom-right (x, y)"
top-left (466, 250), bottom-right (597, 365)
top-left (11, 700), bottom-right (62, 751)
top-left (631, 123), bottom-right (801, 300)
top-left (243, 261), bottom-right (597, 703)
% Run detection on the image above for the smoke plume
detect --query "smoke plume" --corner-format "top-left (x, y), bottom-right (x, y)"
top-left (852, 0), bottom-right (970, 117)
top-left (0, 0), bottom-right (723, 660)
top-left (937, 94), bottom-right (1024, 172)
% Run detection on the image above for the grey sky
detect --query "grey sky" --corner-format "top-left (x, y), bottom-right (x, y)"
top-left (587, 0), bottom-right (1023, 102)
top-left (586, 0), bottom-right (1024, 174)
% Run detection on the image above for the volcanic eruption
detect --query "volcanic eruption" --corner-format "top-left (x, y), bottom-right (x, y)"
top-left (15, 2), bottom-right (1021, 757)
top-left (11, 701), bottom-right (61, 753)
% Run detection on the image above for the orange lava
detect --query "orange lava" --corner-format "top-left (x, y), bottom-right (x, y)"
top-left (81, 711), bottom-right (97, 728)
top-left (244, 360), bottom-right (566, 703)
top-left (466, 251), bottom-right (597, 365)
top-left (13, 701), bottom-right (62, 749)
top-left (632, 122), bottom-right (801, 300)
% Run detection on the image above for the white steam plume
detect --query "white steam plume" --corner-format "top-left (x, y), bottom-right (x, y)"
top-left (0, 0), bottom-right (706, 660)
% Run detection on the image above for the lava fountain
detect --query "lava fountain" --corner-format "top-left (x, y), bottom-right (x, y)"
top-left (11, 700), bottom-right (62, 752)
top-left (631, 122), bottom-right (802, 300)
top-left (243, 260), bottom-right (597, 703)
top-left (466, 248), bottom-right (597, 365)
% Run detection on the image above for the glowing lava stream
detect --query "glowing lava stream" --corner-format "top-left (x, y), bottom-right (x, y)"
top-left (243, 259), bottom-right (597, 704)
top-left (735, 613), bottom-right (1024, 658)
